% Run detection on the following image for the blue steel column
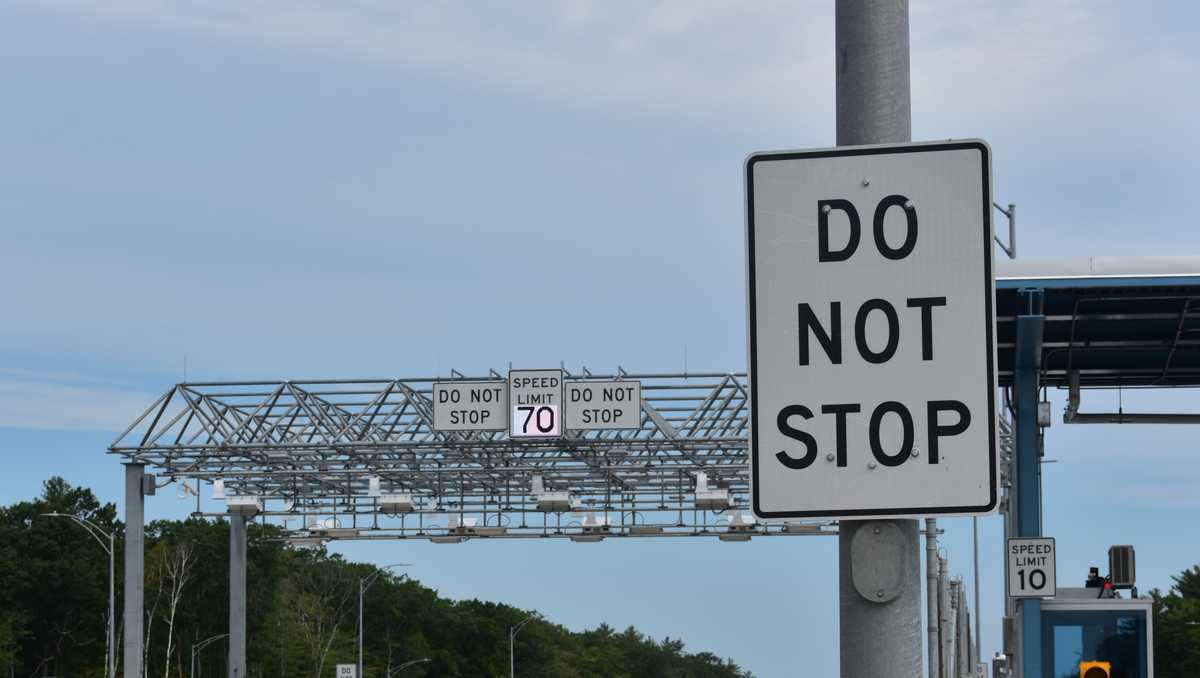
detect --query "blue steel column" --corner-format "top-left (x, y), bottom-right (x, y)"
top-left (1014, 289), bottom-right (1044, 678)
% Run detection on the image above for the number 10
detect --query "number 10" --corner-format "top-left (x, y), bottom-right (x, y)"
top-left (1018, 569), bottom-right (1046, 590)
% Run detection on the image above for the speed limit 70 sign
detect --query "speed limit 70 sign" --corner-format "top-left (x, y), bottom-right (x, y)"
top-left (508, 369), bottom-right (563, 438)
top-left (1007, 537), bottom-right (1056, 598)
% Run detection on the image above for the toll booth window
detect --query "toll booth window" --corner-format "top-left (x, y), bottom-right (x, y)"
top-left (1041, 609), bottom-right (1148, 678)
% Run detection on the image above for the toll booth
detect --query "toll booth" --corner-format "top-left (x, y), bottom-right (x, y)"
top-left (1038, 589), bottom-right (1153, 678)
top-left (995, 258), bottom-right (1190, 678)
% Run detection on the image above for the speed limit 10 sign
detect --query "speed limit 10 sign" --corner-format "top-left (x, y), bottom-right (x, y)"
top-left (1007, 537), bottom-right (1056, 598)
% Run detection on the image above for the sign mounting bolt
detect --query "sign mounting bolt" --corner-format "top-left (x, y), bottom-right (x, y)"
top-left (861, 178), bottom-right (870, 187)
top-left (867, 461), bottom-right (877, 470)
top-left (875, 589), bottom-right (885, 598)
top-left (825, 453), bottom-right (835, 462)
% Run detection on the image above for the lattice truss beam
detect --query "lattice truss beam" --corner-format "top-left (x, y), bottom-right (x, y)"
top-left (110, 371), bottom-right (1013, 541)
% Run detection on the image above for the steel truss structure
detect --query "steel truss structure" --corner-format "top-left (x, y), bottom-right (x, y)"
top-left (110, 370), bottom-right (1015, 543)
top-left (111, 372), bottom-right (801, 541)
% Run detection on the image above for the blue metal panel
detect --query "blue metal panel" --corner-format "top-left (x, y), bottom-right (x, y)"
top-left (1023, 599), bottom-right (1042, 678)
top-left (1014, 290), bottom-right (1045, 678)
top-left (997, 275), bottom-right (1200, 290)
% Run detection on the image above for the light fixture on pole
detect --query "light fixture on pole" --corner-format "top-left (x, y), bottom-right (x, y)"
top-left (387, 658), bottom-right (431, 676)
top-left (510, 614), bottom-right (537, 678)
top-left (359, 563), bottom-right (411, 678)
top-left (40, 512), bottom-right (116, 678)
top-left (190, 633), bottom-right (229, 678)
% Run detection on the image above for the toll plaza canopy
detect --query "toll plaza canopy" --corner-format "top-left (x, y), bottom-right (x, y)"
top-left (997, 256), bottom-right (1200, 388)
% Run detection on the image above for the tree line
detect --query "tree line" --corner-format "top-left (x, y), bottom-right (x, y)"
top-left (0, 478), bottom-right (750, 677)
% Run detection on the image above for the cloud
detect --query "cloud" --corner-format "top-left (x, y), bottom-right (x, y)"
top-left (16, 0), bottom-right (1196, 140)
top-left (12, 0), bottom-right (834, 129)
top-left (1115, 484), bottom-right (1200, 509)
top-left (0, 376), bottom-right (157, 432)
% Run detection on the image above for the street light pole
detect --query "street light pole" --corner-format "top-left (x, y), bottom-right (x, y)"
top-left (190, 633), bottom-right (228, 678)
top-left (40, 512), bottom-right (116, 678)
top-left (108, 529), bottom-right (114, 678)
top-left (509, 615), bottom-right (536, 678)
top-left (359, 563), bottom-right (411, 678)
top-left (387, 658), bottom-right (431, 676)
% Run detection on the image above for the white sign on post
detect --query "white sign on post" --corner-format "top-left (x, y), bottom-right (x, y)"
top-left (432, 381), bottom-right (507, 431)
top-left (508, 369), bottom-right (564, 438)
top-left (1007, 537), bottom-right (1056, 598)
top-left (565, 380), bottom-right (641, 430)
top-left (336, 664), bottom-right (357, 678)
top-left (745, 140), bottom-right (997, 519)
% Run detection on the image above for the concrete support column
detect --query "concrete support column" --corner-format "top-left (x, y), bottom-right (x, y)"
top-left (835, 2), bottom-right (922, 676)
top-left (123, 464), bottom-right (145, 678)
top-left (229, 515), bottom-right (247, 678)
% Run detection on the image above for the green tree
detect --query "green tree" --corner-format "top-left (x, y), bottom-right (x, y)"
top-left (0, 477), bottom-right (117, 677)
top-left (1153, 564), bottom-right (1200, 677)
top-left (0, 478), bottom-right (753, 678)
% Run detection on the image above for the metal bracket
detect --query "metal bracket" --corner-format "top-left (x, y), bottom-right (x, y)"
top-left (851, 521), bottom-right (908, 603)
top-left (993, 202), bottom-right (1016, 259)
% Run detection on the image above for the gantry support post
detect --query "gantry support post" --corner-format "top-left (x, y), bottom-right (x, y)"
top-left (1014, 289), bottom-right (1045, 677)
top-left (925, 519), bottom-right (941, 678)
top-left (123, 463), bottom-right (145, 678)
top-left (835, 2), bottom-right (922, 676)
top-left (229, 515), bottom-right (247, 678)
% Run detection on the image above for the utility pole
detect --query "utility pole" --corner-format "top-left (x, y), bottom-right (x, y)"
top-left (834, 2), bottom-right (922, 677)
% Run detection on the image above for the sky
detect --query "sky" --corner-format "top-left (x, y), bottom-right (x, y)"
top-left (2, 1), bottom-right (1200, 676)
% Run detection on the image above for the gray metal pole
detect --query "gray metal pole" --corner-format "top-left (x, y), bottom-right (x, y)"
top-left (123, 463), bottom-right (144, 678)
top-left (925, 519), bottom-right (940, 678)
top-left (109, 532), bottom-right (116, 678)
top-left (358, 579), bottom-right (365, 678)
top-left (835, 0), bottom-right (911, 147)
top-left (961, 582), bottom-right (972, 677)
top-left (973, 516), bottom-right (982, 676)
top-left (1008, 204), bottom-right (1016, 259)
top-left (228, 516), bottom-right (247, 678)
top-left (835, 2), bottom-right (920, 677)
top-left (939, 555), bottom-right (951, 677)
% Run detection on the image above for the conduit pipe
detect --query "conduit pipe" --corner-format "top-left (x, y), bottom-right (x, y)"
top-left (1063, 370), bottom-right (1200, 423)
